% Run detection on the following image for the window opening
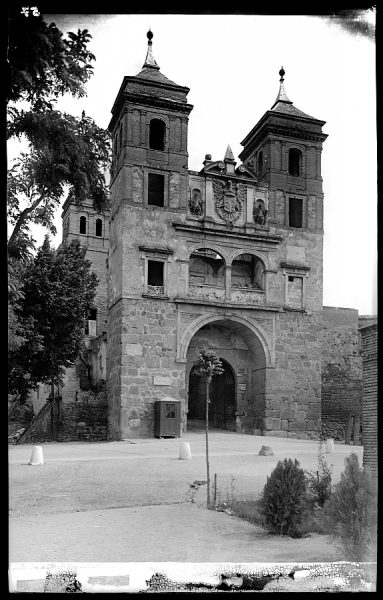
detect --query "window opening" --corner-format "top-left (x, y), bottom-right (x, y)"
top-left (189, 248), bottom-right (225, 287)
top-left (289, 197), bottom-right (303, 228)
top-left (166, 404), bottom-right (175, 419)
top-left (288, 149), bottom-right (301, 177)
top-left (85, 308), bottom-right (97, 335)
top-left (148, 260), bottom-right (164, 287)
top-left (149, 119), bottom-right (166, 151)
top-left (231, 253), bottom-right (264, 289)
top-left (148, 173), bottom-right (165, 206)
top-left (96, 219), bottom-right (103, 237)
top-left (80, 216), bottom-right (87, 234)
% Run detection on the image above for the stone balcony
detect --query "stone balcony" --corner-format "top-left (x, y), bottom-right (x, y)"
top-left (188, 284), bottom-right (225, 302)
top-left (188, 284), bottom-right (266, 306)
top-left (230, 288), bottom-right (265, 305)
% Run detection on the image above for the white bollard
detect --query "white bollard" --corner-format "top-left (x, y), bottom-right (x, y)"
top-left (178, 441), bottom-right (192, 460)
top-left (326, 438), bottom-right (334, 454)
top-left (29, 445), bottom-right (44, 465)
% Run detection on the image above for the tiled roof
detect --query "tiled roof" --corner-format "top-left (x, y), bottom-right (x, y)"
top-left (271, 101), bottom-right (316, 120)
top-left (135, 67), bottom-right (181, 87)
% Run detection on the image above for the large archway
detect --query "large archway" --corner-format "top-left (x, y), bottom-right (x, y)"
top-left (184, 317), bottom-right (269, 434)
top-left (188, 358), bottom-right (236, 431)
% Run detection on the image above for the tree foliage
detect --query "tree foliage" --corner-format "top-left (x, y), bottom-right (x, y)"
top-left (7, 6), bottom-right (95, 109)
top-left (192, 348), bottom-right (224, 382)
top-left (8, 237), bottom-right (98, 401)
top-left (306, 440), bottom-right (333, 507)
top-left (7, 6), bottom-right (111, 253)
top-left (323, 453), bottom-right (377, 561)
top-left (260, 458), bottom-right (308, 537)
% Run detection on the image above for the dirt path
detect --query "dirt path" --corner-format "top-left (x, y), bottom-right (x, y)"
top-left (9, 502), bottom-right (343, 563)
top-left (9, 432), bottom-right (363, 564)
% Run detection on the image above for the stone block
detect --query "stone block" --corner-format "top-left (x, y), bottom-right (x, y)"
top-left (125, 344), bottom-right (143, 356)
top-left (281, 419), bottom-right (289, 430)
top-left (264, 417), bottom-right (281, 430)
top-left (153, 375), bottom-right (172, 386)
top-left (267, 430), bottom-right (288, 438)
top-left (288, 421), bottom-right (306, 431)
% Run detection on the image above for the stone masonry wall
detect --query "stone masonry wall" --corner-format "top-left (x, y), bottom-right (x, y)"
top-left (360, 323), bottom-right (377, 476)
top-left (107, 297), bottom-right (185, 439)
top-left (58, 365), bottom-right (108, 441)
top-left (265, 310), bottom-right (322, 439)
top-left (321, 306), bottom-right (363, 440)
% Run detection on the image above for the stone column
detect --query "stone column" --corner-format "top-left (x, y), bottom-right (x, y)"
top-left (225, 265), bottom-right (231, 301)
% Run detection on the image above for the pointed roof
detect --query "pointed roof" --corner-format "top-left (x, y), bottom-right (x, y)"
top-left (142, 29), bottom-right (159, 69)
top-left (270, 66), bottom-right (316, 120)
top-left (134, 30), bottom-right (182, 88)
top-left (224, 144), bottom-right (235, 161)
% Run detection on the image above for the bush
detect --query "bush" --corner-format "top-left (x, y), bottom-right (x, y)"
top-left (260, 458), bottom-right (308, 537)
top-left (306, 440), bottom-right (333, 507)
top-left (323, 453), bottom-right (377, 561)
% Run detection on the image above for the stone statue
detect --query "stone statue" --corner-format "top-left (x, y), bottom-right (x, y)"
top-left (253, 200), bottom-right (268, 227)
top-left (189, 189), bottom-right (203, 217)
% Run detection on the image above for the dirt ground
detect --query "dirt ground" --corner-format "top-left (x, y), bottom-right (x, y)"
top-left (9, 430), bottom-right (364, 563)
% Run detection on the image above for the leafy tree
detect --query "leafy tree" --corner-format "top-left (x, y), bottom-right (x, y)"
top-left (323, 453), bottom-right (377, 561)
top-left (7, 6), bottom-right (111, 252)
top-left (7, 111), bottom-right (111, 250)
top-left (8, 237), bottom-right (98, 402)
top-left (192, 348), bottom-right (224, 507)
top-left (7, 6), bottom-right (95, 108)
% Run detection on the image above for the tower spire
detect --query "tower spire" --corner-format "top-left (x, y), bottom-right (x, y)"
top-left (272, 65), bottom-right (292, 106)
top-left (143, 29), bottom-right (160, 70)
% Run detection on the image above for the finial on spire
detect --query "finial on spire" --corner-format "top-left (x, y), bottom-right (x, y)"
top-left (271, 64), bottom-right (291, 106)
top-left (224, 144), bottom-right (235, 162)
top-left (143, 29), bottom-right (160, 70)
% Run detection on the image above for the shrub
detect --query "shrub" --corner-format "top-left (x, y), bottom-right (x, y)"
top-left (260, 458), bottom-right (308, 537)
top-left (306, 440), bottom-right (333, 507)
top-left (323, 453), bottom-right (377, 561)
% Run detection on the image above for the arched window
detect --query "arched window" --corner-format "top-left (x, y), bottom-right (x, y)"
top-left (288, 149), bottom-right (301, 177)
top-left (257, 151), bottom-right (263, 176)
top-left (149, 119), bottom-right (166, 151)
top-left (189, 248), bottom-right (225, 287)
top-left (96, 218), bottom-right (103, 237)
top-left (231, 253), bottom-right (265, 289)
top-left (80, 216), bottom-right (87, 234)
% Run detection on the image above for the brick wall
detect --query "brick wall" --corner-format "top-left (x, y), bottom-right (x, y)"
top-left (321, 306), bottom-right (363, 440)
top-left (360, 323), bottom-right (378, 476)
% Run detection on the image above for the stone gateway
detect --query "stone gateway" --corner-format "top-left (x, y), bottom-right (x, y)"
top-left (101, 33), bottom-right (327, 440)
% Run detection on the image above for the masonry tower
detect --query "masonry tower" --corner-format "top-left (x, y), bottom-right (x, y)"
top-left (107, 35), bottom-right (327, 440)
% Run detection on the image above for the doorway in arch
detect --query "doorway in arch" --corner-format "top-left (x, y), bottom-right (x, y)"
top-left (188, 359), bottom-right (236, 431)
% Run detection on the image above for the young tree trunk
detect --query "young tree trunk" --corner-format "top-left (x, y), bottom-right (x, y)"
top-left (205, 376), bottom-right (211, 508)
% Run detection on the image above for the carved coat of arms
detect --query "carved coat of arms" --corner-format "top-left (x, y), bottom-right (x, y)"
top-left (212, 179), bottom-right (245, 228)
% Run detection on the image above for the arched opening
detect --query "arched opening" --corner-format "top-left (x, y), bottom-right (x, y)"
top-left (231, 253), bottom-right (264, 290)
top-left (189, 248), bottom-right (225, 287)
top-left (185, 317), bottom-right (268, 434)
top-left (288, 148), bottom-right (301, 177)
top-left (149, 118), bottom-right (166, 151)
top-left (188, 358), bottom-right (236, 431)
top-left (79, 216), bottom-right (86, 234)
top-left (96, 218), bottom-right (103, 237)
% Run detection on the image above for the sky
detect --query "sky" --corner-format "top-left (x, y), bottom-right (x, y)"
top-left (9, 11), bottom-right (377, 315)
